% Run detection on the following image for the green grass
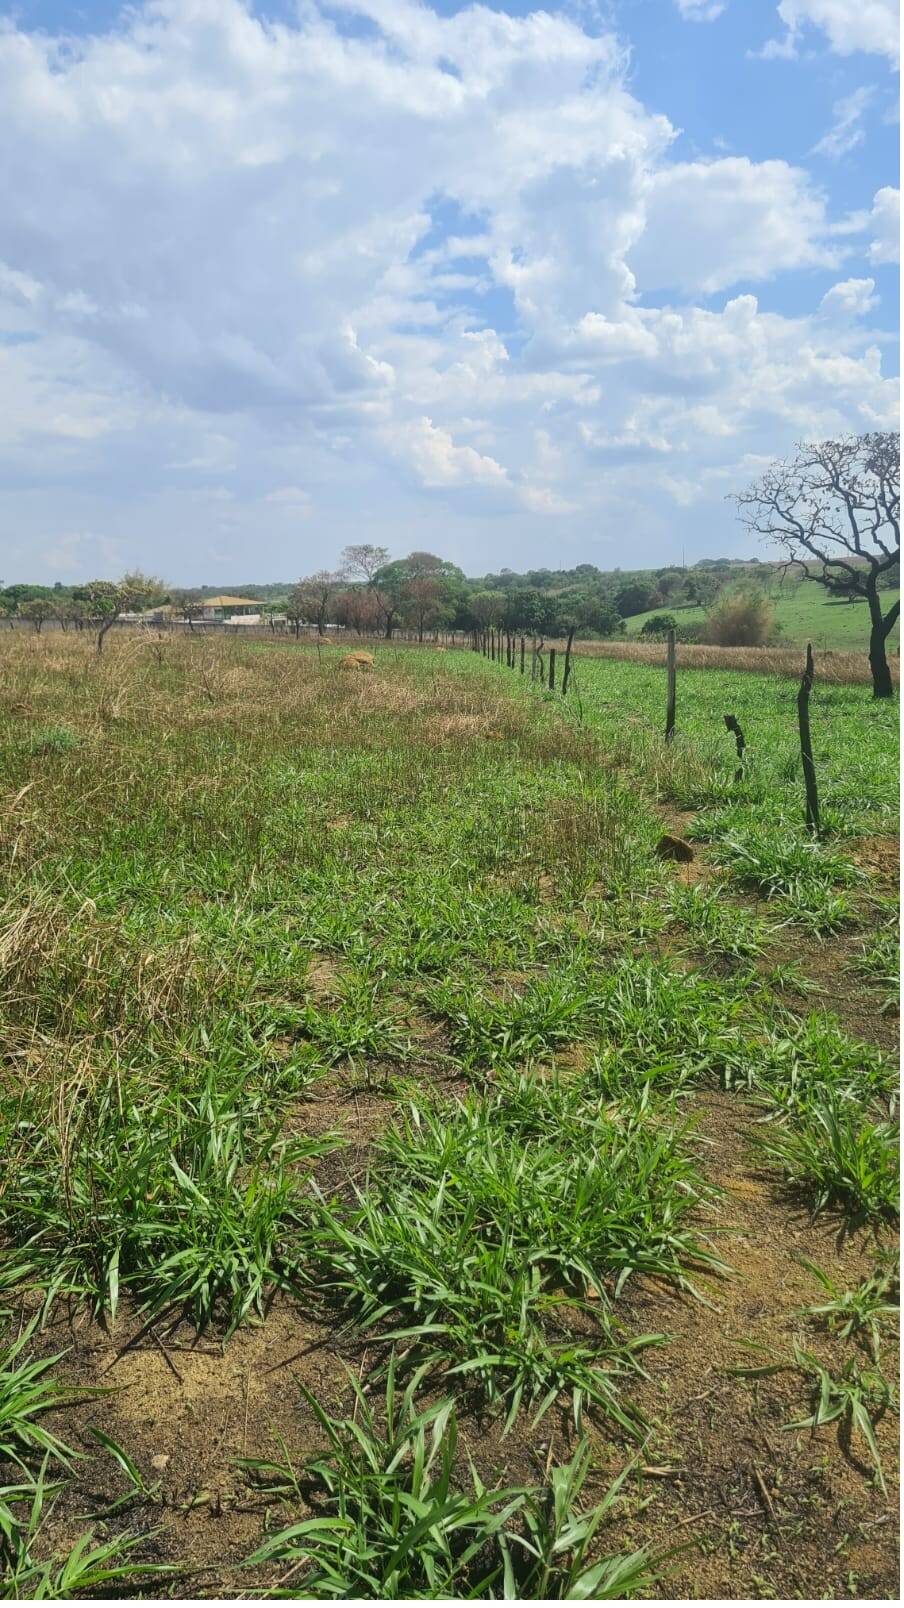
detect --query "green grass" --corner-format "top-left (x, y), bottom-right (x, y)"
top-left (0, 629), bottom-right (897, 1598)
top-left (242, 1357), bottom-right (655, 1599)
top-left (0, 1069), bottom-right (339, 1331)
top-left (304, 1071), bottom-right (719, 1433)
top-left (752, 1093), bottom-right (898, 1224)
top-left (797, 1253), bottom-right (899, 1361)
top-left (624, 577), bottom-right (900, 651)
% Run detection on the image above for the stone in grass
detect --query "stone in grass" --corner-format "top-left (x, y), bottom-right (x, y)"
top-left (656, 832), bottom-right (695, 863)
top-left (339, 652), bottom-right (375, 671)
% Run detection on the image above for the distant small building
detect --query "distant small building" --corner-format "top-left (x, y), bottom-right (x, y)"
top-left (198, 595), bottom-right (261, 621)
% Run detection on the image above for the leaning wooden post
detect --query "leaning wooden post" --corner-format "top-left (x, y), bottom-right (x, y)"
top-left (520, 635), bottom-right (525, 674)
top-left (664, 627), bottom-right (676, 744)
top-left (798, 643), bottom-right (821, 836)
top-left (723, 713), bottom-right (746, 782)
top-left (548, 647), bottom-right (556, 691)
top-left (562, 627), bottom-right (575, 697)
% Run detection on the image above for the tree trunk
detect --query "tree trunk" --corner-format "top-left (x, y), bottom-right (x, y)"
top-left (96, 615), bottom-right (117, 654)
top-left (866, 578), bottom-right (898, 699)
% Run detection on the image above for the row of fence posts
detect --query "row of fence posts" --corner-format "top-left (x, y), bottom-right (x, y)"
top-left (471, 626), bottom-right (578, 699)
top-left (472, 622), bottom-right (822, 837)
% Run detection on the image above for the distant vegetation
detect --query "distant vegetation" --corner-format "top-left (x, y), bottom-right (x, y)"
top-left (4, 433), bottom-right (898, 687)
top-left (6, 555), bottom-right (896, 649)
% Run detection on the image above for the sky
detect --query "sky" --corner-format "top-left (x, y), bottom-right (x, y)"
top-left (0, 0), bottom-right (899, 585)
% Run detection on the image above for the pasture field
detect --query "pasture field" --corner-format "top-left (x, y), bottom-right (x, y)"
top-left (624, 577), bottom-right (900, 652)
top-left (0, 631), bottom-right (898, 1600)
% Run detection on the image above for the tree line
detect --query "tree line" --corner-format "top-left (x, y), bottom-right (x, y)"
top-left (3, 431), bottom-right (899, 696)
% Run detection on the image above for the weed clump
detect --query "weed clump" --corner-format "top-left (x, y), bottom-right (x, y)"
top-left (305, 1074), bottom-right (723, 1432)
top-left (0, 1071), bottom-right (339, 1331)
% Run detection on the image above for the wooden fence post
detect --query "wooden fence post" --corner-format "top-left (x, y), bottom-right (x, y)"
top-left (562, 628), bottom-right (575, 697)
top-left (797, 643), bottom-right (821, 836)
top-left (548, 647), bottom-right (556, 691)
top-left (723, 713), bottom-right (746, 781)
top-left (665, 628), bottom-right (676, 744)
top-left (520, 636), bottom-right (525, 675)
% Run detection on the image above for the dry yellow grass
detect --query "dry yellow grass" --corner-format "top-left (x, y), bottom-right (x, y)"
top-left (568, 637), bottom-right (898, 685)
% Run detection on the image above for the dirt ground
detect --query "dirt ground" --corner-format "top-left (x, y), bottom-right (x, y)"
top-left (2, 674), bottom-right (897, 1599)
top-left (19, 1043), bottom-right (898, 1600)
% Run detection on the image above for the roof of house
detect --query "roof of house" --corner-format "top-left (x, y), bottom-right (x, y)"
top-left (201, 595), bottom-right (261, 607)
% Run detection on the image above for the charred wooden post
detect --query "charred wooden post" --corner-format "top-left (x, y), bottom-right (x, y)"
top-left (797, 643), bottom-right (821, 836)
top-left (723, 713), bottom-right (746, 781)
top-left (562, 627), bottom-right (576, 696)
top-left (665, 628), bottom-right (676, 744)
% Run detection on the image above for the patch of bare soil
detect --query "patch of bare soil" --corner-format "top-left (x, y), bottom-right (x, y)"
top-left (848, 834), bottom-right (900, 893)
top-left (25, 1294), bottom-right (353, 1596)
top-left (615, 1092), bottom-right (899, 1601)
top-left (19, 1081), bottom-right (897, 1603)
top-left (759, 928), bottom-right (899, 1055)
top-left (655, 808), bottom-right (723, 887)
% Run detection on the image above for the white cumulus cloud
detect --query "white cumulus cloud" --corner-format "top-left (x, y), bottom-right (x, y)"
top-left (0, 0), bottom-right (896, 582)
top-left (819, 277), bottom-right (879, 318)
top-left (868, 186), bottom-right (901, 262)
top-left (629, 158), bottom-right (838, 293)
top-left (763, 1), bottom-right (900, 64)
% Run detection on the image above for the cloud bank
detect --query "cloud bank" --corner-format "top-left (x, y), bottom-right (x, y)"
top-left (0, 0), bottom-right (897, 581)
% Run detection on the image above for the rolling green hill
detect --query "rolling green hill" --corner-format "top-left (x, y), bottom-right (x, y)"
top-left (625, 577), bottom-right (900, 652)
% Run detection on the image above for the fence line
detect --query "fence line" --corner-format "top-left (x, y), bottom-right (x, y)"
top-left (472, 619), bottom-right (827, 833)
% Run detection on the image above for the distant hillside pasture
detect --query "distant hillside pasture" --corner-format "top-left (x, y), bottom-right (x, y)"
top-left (623, 578), bottom-right (901, 652)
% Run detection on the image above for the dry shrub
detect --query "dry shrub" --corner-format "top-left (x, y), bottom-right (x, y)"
top-left (527, 788), bottom-right (641, 891)
top-left (700, 587), bottom-right (774, 648)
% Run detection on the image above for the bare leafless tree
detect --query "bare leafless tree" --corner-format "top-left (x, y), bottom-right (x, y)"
top-left (734, 433), bottom-right (899, 697)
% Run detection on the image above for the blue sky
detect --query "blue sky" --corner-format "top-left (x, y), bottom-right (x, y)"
top-left (0, 0), bottom-right (898, 583)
